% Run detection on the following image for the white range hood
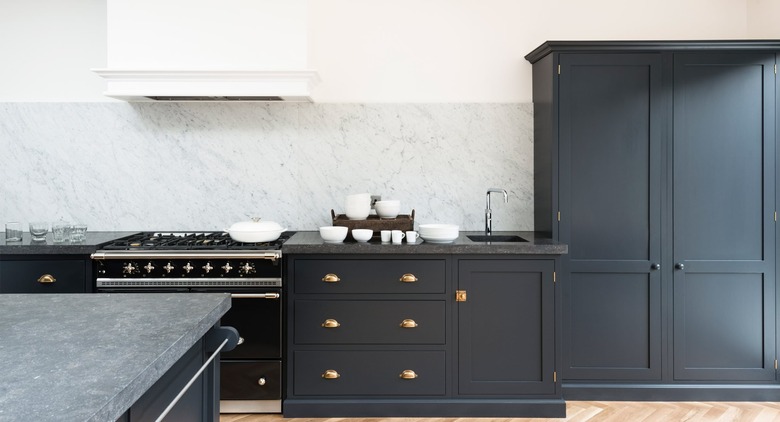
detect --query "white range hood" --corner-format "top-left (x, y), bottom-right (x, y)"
top-left (93, 0), bottom-right (320, 101)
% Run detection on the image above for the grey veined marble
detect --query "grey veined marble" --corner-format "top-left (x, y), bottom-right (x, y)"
top-left (0, 102), bottom-right (534, 232)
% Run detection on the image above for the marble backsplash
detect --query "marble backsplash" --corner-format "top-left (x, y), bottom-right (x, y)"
top-left (0, 102), bottom-right (533, 232)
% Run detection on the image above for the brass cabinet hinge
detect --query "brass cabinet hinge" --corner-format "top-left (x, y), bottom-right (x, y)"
top-left (558, 64), bottom-right (561, 75)
top-left (775, 359), bottom-right (778, 370)
top-left (553, 271), bottom-right (557, 283)
top-left (456, 290), bottom-right (467, 302)
top-left (775, 211), bottom-right (777, 222)
top-left (775, 63), bottom-right (777, 75)
top-left (554, 371), bottom-right (557, 382)
top-left (557, 211), bottom-right (561, 222)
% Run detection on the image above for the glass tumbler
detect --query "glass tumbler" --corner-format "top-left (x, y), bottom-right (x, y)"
top-left (29, 222), bottom-right (49, 241)
top-left (52, 222), bottom-right (71, 243)
top-left (5, 222), bottom-right (22, 242)
top-left (70, 224), bottom-right (87, 242)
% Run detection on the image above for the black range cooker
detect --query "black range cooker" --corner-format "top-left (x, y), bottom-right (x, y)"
top-left (91, 231), bottom-right (292, 413)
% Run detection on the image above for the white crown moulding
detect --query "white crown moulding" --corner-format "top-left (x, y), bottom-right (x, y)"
top-left (91, 69), bottom-right (321, 102)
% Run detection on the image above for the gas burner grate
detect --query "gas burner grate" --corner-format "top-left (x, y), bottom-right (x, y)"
top-left (100, 231), bottom-right (294, 251)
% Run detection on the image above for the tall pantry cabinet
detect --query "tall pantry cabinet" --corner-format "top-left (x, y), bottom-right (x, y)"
top-left (526, 41), bottom-right (780, 399)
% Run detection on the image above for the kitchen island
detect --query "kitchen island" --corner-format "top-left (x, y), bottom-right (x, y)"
top-left (0, 293), bottom-right (232, 421)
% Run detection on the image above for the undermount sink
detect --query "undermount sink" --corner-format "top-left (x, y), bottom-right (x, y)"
top-left (467, 235), bottom-right (528, 243)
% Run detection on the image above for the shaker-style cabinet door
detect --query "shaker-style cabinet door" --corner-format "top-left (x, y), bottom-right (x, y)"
top-left (557, 53), bottom-right (664, 381)
top-left (457, 259), bottom-right (556, 395)
top-left (672, 52), bottom-right (776, 381)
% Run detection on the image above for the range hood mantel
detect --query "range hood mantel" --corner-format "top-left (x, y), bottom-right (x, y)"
top-left (95, 0), bottom-right (319, 102)
top-left (92, 69), bottom-right (321, 102)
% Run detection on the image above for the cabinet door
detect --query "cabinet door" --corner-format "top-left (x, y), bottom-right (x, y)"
top-left (672, 53), bottom-right (776, 381)
top-left (558, 53), bottom-right (664, 380)
top-left (457, 259), bottom-right (555, 395)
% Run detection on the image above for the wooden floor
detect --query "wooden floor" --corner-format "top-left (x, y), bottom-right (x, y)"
top-left (220, 402), bottom-right (780, 422)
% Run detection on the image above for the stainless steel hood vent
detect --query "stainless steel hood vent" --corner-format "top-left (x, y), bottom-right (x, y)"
top-left (94, 0), bottom-right (319, 102)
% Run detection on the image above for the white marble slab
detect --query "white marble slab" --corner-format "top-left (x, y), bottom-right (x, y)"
top-left (0, 103), bottom-right (534, 231)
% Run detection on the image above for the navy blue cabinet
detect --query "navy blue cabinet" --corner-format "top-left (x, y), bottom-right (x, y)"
top-left (285, 254), bottom-right (564, 417)
top-left (0, 257), bottom-right (90, 293)
top-left (527, 41), bottom-right (780, 399)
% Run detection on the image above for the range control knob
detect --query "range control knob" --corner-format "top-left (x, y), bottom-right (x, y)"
top-left (182, 262), bottom-right (194, 274)
top-left (122, 262), bottom-right (139, 275)
top-left (240, 262), bottom-right (256, 275)
top-left (163, 262), bottom-right (175, 274)
top-left (143, 262), bottom-right (155, 274)
top-left (221, 262), bottom-right (233, 274)
top-left (202, 262), bottom-right (214, 274)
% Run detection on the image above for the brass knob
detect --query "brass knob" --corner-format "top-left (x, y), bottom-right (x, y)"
top-left (257, 377), bottom-right (266, 386)
top-left (322, 369), bottom-right (340, 379)
top-left (400, 273), bottom-right (418, 283)
top-left (400, 319), bottom-right (418, 328)
top-left (322, 273), bottom-right (341, 283)
top-left (37, 274), bottom-right (56, 284)
top-left (400, 370), bottom-right (418, 379)
top-left (322, 319), bottom-right (341, 328)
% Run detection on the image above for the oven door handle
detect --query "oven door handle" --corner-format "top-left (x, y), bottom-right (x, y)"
top-left (230, 293), bottom-right (280, 299)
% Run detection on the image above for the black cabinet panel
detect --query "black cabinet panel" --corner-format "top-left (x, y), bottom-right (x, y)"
top-left (569, 273), bottom-right (656, 372)
top-left (671, 53), bottom-right (776, 382)
top-left (0, 259), bottom-right (87, 293)
top-left (294, 259), bottom-right (446, 294)
top-left (221, 361), bottom-right (281, 400)
top-left (457, 259), bottom-right (556, 395)
top-left (557, 53), bottom-right (663, 381)
top-left (673, 53), bottom-right (771, 261)
top-left (293, 350), bottom-right (446, 396)
top-left (294, 300), bottom-right (445, 344)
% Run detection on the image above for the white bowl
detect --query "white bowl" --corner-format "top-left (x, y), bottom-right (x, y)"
top-left (345, 205), bottom-right (370, 220)
top-left (374, 200), bottom-right (401, 218)
top-left (419, 223), bottom-right (459, 236)
top-left (319, 226), bottom-right (348, 243)
top-left (352, 229), bottom-right (373, 242)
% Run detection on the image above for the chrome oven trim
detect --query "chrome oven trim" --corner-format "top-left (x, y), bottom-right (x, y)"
top-left (91, 250), bottom-right (281, 261)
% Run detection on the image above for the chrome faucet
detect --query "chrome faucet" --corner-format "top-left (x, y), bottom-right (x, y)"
top-left (485, 188), bottom-right (508, 235)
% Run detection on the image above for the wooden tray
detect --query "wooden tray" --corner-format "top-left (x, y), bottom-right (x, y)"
top-left (331, 209), bottom-right (415, 240)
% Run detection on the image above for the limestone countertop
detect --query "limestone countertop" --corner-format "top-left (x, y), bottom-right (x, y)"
top-left (0, 293), bottom-right (230, 421)
top-left (283, 231), bottom-right (567, 255)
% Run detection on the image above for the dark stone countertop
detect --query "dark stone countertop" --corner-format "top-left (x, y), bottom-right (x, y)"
top-left (0, 293), bottom-right (231, 422)
top-left (0, 232), bottom-right (139, 255)
top-left (284, 231), bottom-right (567, 255)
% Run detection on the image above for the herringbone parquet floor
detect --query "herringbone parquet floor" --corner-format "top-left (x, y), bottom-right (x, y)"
top-left (220, 402), bottom-right (780, 422)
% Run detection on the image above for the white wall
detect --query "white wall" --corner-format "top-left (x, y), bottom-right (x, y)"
top-left (0, 0), bottom-right (773, 103)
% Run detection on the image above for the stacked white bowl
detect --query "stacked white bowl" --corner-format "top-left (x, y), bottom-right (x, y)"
top-left (418, 224), bottom-right (459, 243)
top-left (374, 200), bottom-right (400, 218)
top-left (345, 193), bottom-right (371, 220)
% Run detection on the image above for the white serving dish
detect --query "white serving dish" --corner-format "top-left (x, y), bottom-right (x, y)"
top-left (226, 218), bottom-right (286, 242)
top-left (374, 200), bottom-right (401, 218)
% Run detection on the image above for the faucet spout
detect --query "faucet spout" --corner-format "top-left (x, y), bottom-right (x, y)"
top-left (485, 188), bottom-right (508, 235)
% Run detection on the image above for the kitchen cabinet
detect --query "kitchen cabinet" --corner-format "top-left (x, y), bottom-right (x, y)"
top-left (526, 41), bottom-right (779, 399)
top-left (284, 253), bottom-right (563, 417)
top-left (0, 256), bottom-right (90, 293)
top-left (457, 258), bottom-right (557, 396)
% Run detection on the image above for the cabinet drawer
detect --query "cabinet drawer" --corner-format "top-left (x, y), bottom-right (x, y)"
top-left (294, 300), bottom-right (445, 344)
top-left (293, 350), bottom-right (446, 396)
top-left (221, 361), bottom-right (281, 400)
top-left (0, 260), bottom-right (86, 293)
top-left (293, 259), bottom-right (446, 294)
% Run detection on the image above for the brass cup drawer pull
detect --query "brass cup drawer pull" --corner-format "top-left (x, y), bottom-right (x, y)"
top-left (400, 273), bottom-right (418, 283)
top-left (321, 319), bottom-right (341, 328)
top-left (400, 319), bottom-right (418, 328)
top-left (322, 369), bottom-right (340, 379)
top-left (322, 273), bottom-right (341, 283)
top-left (399, 369), bottom-right (418, 379)
top-left (37, 274), bottom-right (56, 284)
